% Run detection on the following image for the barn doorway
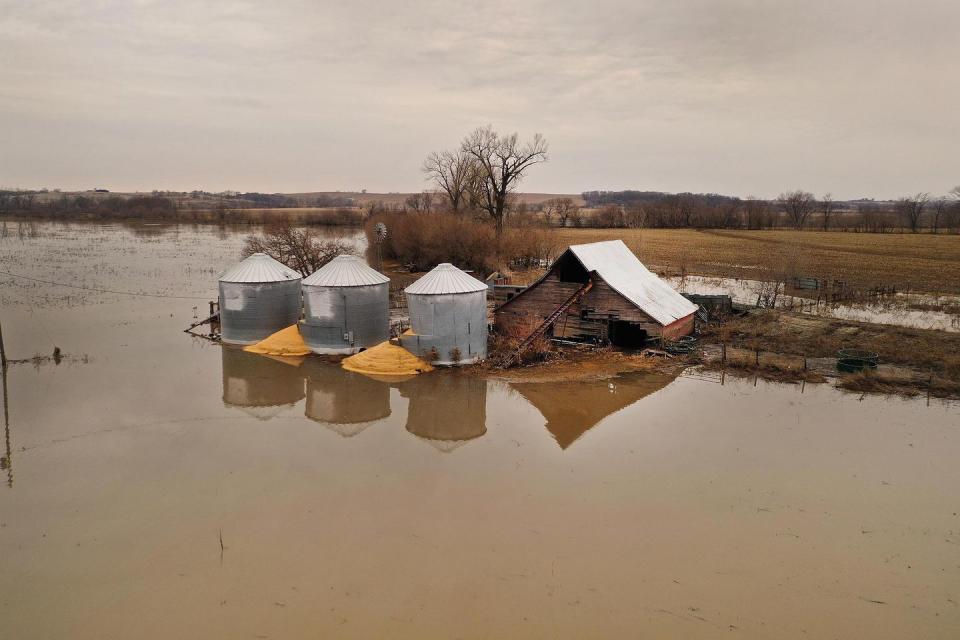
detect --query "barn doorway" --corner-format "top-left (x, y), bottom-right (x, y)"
top-left (608, 321), bottom-right (647, 349)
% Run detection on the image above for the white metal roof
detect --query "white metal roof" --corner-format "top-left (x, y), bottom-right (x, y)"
top-left (219, 253), bottom-right (301, 283)
top-left (302, 255), bottom-right (389, 287)
top-left (568, 240), bottom-right (697, 325)
top-left (405, 263), bottom-right (487, 295)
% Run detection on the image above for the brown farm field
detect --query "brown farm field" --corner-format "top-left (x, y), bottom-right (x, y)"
top-left (554, 228), bottom-right (960, 294)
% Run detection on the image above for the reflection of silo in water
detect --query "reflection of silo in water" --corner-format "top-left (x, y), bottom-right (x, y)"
top-left (221, 347), bottom-right (305, 421)
top-left (302, 360), bottom-right (391, 437)
top-left (401, 374), bottom-right (487, 452)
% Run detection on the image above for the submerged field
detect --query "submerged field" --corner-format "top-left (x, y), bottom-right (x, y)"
top-left (1, 222), bottom-right (959, 639)
top-left (556, 228), bottom-right (960, 294)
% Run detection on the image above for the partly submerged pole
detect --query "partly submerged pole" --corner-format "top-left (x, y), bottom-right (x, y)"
top-left (0, 316), bottom-right (7, 367)
top-left (2, 353), bottom-right (11, 488)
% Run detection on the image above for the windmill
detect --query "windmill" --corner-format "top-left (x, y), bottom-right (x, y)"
top-left (374, 222), bottom-right (387, 271)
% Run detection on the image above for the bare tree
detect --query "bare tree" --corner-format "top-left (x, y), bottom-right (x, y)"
top-left (895, 193), bottom-right (928, 233)
top-left (242, 220), bottom-right (354, 276)
top-left (777, 190), bottom-right (816, 229)
top-left (540, 200), bottom-right (556, 225)
top-left (931, 197), bottom-right (947, 234)
top-left (422, 149), bottom-right (476, 213)
top-left (543, 197), bottom-right (576, 227)
top-left (568, 206), bottom-right (583, 228)
top-left (461, 125), bottom-right (548, 236)
top-left (404, 191), bottom-right (434, 212)
top-left (744, 197), bottom-right (771, 229)
top-left (950, 186), bottom-right (960, 234)
top-left (819, 193), bottom-right (835, 231)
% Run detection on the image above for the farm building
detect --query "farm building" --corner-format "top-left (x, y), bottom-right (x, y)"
top-left (495, 240), bottom-right (697, 347)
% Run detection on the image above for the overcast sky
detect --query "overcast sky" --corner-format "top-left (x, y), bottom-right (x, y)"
top-left (1, 1), bottom-right (957, 199)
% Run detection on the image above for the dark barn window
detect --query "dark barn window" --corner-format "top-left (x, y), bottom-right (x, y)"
top-left (554, 253), bottom-right (590, 283)
top-left (609, 320), bottom-right (648, 349)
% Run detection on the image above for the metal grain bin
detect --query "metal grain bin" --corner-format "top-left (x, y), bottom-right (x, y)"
top-left (221, 347), bottom-right (305, 421)
top-left (219, 253), bottom-right (302, 345)
top-left (400, 263), bottom-right (488, 365)
top-left (300, 255), bottom-right (390, 354)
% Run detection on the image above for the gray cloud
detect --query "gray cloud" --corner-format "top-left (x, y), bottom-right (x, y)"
top-left (1, 0), bottom-right (957, 198)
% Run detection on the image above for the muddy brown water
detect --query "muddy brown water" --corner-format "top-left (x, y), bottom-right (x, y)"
top-left (1, 222), bottom-right (959, 639)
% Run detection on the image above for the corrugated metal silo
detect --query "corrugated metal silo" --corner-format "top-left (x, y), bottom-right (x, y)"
top-left (219, 253), bottom-right (302, 345)
top-left (400, 263), bottom-right (488, 365)
top-left (299, 255), bottom-right (390, 354)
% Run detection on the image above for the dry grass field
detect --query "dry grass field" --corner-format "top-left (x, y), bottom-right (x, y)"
top-left (555, 228), bottom-right (960, 294)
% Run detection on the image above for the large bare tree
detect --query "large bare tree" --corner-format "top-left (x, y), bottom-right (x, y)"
top-left (242, 220), bottom-right (354, 276)
top-left (895, 193), bottom-right (928, 233)
top-left (461, 126), bottom-right (548, 236)
top-left (776, 190), bottom-right (816, 229)
top-left (422, 149), bottom-right (476, 213)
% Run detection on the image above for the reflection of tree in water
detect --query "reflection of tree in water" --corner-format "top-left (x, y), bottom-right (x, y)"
top-left (511, 374), bottom-right (674, 449)
top-left (220, 347), bottom-right (305, 421)
top-left (400, 374), bottom-right (488, 452)
top-left (302, 359), bottom-right (391, 437)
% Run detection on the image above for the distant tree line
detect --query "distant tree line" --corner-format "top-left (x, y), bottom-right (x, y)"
top-left (0, 191), bottom-right (178, 219)
top-left (0, 189), bottom-right (362, 225)
top-left (570, 189), bottom-right (960, 233)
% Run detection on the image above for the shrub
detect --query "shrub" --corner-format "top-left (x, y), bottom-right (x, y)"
top-left (365, 211), bottom-right (558, 274)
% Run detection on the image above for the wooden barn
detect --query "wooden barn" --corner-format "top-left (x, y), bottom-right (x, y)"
top-left (495, 240), bottom-right (697, 347)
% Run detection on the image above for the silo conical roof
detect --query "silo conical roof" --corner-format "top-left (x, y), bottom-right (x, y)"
top-left (219, 253), bottom-right (301, 283)
top-left (302, 255), bottom-right (389, 287)
top-left (405, 263), bottom-right (487, 295)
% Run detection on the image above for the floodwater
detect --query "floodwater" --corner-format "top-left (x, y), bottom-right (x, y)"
top-left (669, 274), bottom-right (960, 332)
top-left (1, 221), bottom-right (959, 639)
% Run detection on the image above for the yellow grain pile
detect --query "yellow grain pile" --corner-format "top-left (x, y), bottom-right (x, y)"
top-left (243, 325), bottom-right (311, 357)
top-left (341, 341), bottom-right (434, 378)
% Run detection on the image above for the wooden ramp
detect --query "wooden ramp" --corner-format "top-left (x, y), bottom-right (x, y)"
top-left (498, 279), bottom-right (594, 368)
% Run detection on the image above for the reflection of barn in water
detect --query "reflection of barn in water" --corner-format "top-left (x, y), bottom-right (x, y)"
top-left (221, 347), bottom-right (305, 420)
top-left (511, 374), bottom-right (673, 449)
top-left (401, 374), bottom-right (487, 452)
top-left (302, 360), bottom-right (391, 437)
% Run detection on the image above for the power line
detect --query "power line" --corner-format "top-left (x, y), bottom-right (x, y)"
top-left (0, 270), bottom-right (212, 300)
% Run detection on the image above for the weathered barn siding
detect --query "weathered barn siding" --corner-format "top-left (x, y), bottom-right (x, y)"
top-left (495, 272), bottom-right (667, 341)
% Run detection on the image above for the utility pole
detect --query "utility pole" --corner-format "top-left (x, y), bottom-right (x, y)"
top-left (1, 316), bottom-right (10, 486)
top-left (0, 316), bottom-right (7, 367)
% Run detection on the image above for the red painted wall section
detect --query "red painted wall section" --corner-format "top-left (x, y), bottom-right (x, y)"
top-left (660, 313), bottom-right (695, 340)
